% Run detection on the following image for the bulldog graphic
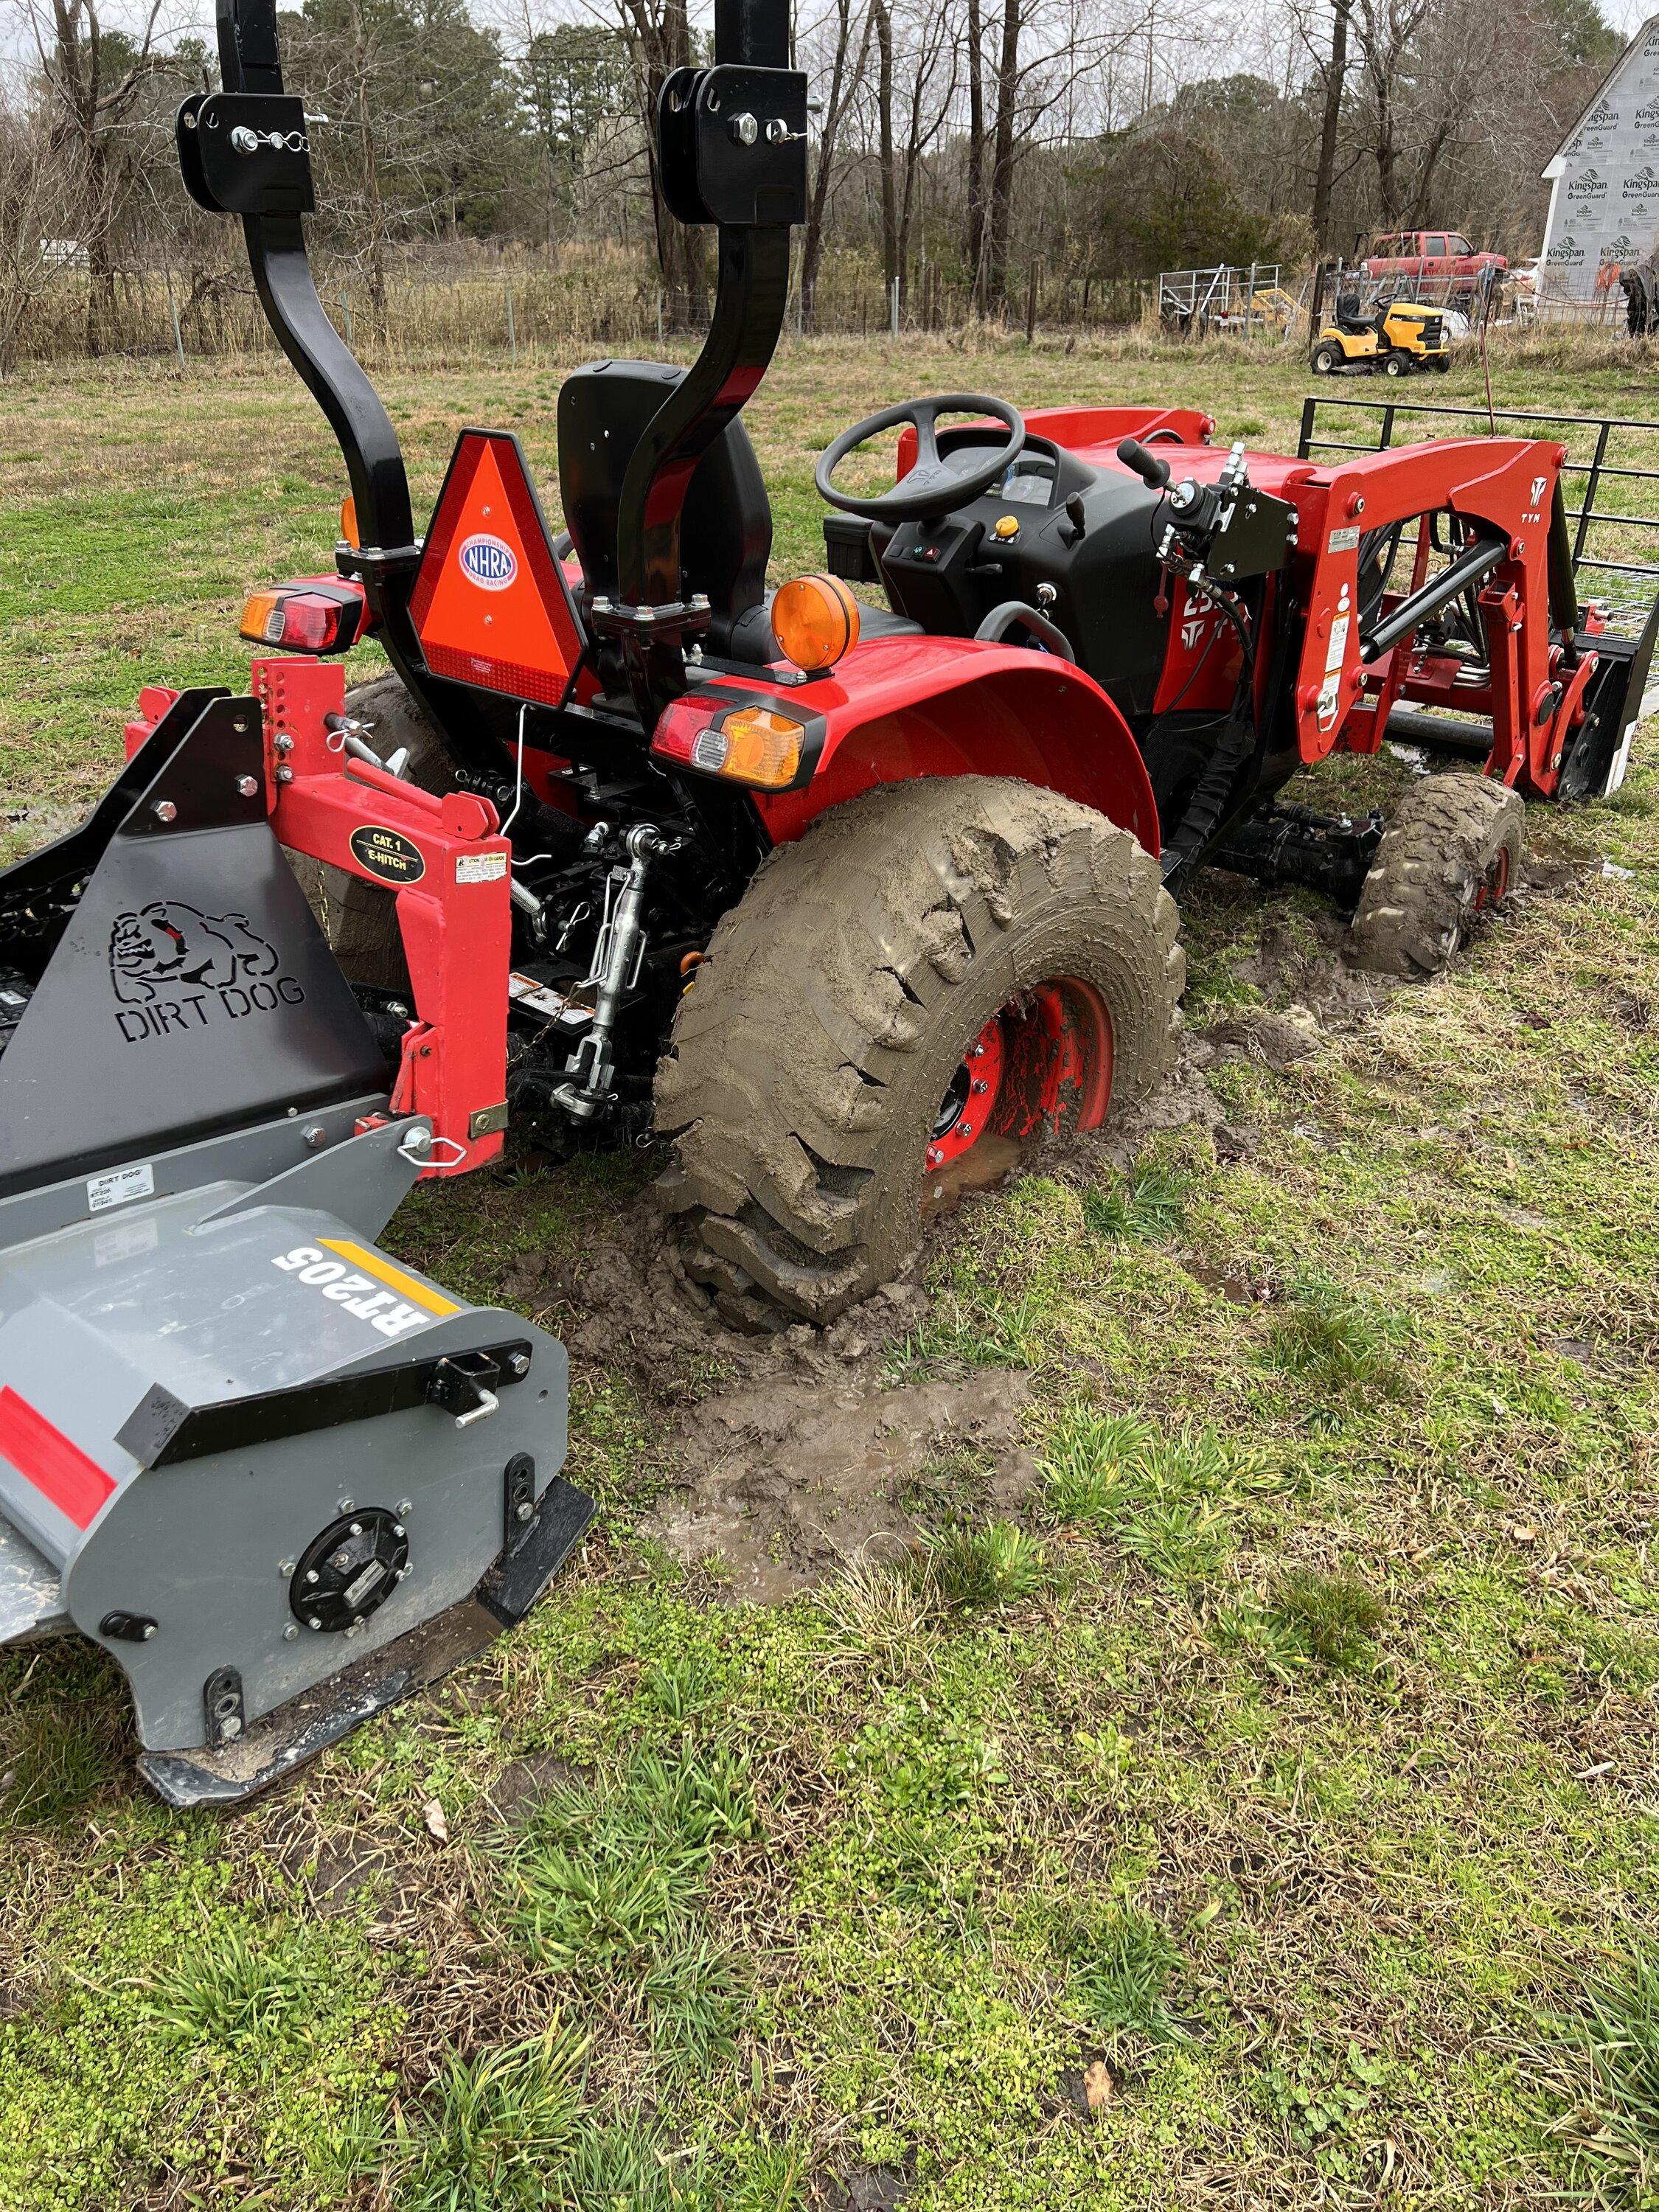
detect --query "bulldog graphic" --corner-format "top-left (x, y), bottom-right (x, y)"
top-left (109, 902), bottom-right (279, 1004)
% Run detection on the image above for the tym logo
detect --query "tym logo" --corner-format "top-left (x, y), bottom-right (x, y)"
top-left (271, 1245), bottom-right (434, 1340)
top-left (459, 532), bottom-right (517, 590)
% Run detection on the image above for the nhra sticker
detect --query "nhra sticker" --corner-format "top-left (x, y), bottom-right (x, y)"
top-left (350, 824), bottom-right (426, 886)
top-left (458, 532), bottom-right (518, 591)
top-left (271, 1241), bottom-right (460, 1340)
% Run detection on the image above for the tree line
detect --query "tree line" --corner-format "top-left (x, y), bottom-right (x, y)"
top-left (0, 0), bottom-right (1624, 364)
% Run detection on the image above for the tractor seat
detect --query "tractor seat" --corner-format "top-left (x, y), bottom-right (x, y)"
top-left (557, 359), bottom-right (923, 667)
top-left (558, 358), bottom-right (773, 657)
top-left (1333, 293), bottom-right (1380, 337)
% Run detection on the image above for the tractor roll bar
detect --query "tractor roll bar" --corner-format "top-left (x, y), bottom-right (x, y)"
top-left (605, 0), bottom-right (807, 720)
top-left (207, 0), bottom-right (417, 566)
top-left (1360, 532), bottom-right (1506, 664)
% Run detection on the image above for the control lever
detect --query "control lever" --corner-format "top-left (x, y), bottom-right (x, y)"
top-left (1117, 438), bottom-right (1172, 490)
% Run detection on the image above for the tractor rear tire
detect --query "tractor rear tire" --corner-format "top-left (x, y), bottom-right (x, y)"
top-left (654, 776), bottom-right (1185, 1329)
top-left (1311, 341), bottom-right (1343, 375)
top-left (285, 674), bottom-right (450, 992)
top-left (1347, 773), bottom-right (1525, 978)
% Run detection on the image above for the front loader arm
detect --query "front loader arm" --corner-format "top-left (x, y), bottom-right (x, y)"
top-left (1290, 437), bottom-right (1585, 798)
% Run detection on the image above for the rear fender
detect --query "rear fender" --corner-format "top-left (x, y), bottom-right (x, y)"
top-left (653, 636), bottom-right (1160, 852)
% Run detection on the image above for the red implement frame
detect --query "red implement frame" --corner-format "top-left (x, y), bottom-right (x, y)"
top-left (125, 667), bottom-right (513, 1178)
top-left (253, 658), bottom-right (511, 1175)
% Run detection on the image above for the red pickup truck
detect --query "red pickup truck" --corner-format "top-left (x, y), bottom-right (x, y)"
top-left (1361, 231), bottom-right (1506, 291)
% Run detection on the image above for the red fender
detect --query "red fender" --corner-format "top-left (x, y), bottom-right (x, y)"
top-left (652, 634), bottom-right (1161, 854)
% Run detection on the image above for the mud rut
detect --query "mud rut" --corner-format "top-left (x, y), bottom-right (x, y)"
top-left (522, 881), bottom-right (1539, 1601)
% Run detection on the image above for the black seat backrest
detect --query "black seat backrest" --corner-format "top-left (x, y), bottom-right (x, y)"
top-left (1335, 292), bottom-right (1373, 333)
top-left (557, 359), bottom-right (771, 653)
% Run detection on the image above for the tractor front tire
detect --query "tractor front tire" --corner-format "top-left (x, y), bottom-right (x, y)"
top-left (1347, 773), bottom-right (1525, 978)
top-left (655, 776), bottom-right (1185, 1329)
top-left (1382, 351), bottom-right (1408, 378)
top-left (1311, 341), bottom-right (1343, 375)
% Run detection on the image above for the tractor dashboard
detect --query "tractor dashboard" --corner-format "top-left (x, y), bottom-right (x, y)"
top-left (857, 427), bottom-right (1186, 717)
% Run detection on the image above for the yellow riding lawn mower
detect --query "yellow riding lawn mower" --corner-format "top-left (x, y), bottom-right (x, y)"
top-left (1311, 293), bottom-right (1451, 377)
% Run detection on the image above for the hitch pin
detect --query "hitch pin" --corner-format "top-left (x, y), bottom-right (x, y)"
top-left (451, 1388), bottom-right (499, 1430)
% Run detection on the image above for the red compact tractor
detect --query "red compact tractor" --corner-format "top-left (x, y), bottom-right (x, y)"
top-left (3, 0), bottom-right (1652, 1793)
top-left (113, 0), bottom-right (1659, 1337)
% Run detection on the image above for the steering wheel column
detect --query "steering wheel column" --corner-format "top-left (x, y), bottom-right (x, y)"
top-left (815, 393), bottom-right (1026, 525)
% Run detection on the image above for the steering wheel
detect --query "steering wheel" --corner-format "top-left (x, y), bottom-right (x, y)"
top-left (815, 394), bottom-right (1026, 524)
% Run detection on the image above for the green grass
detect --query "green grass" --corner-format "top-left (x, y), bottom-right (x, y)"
top-left (3, 335), bottom-right (1659, 2208)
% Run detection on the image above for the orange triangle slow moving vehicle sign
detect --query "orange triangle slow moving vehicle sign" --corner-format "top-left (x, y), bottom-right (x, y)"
top-left (410, 430), bottom-right (585, 706)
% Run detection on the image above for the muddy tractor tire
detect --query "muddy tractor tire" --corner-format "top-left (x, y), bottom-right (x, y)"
top-left (1347, 772), bottom-right (1525, 978)
top-left (655, 776), bottom-right (1186, 1329)
top-left (285, 674), bottom-right (451, 991)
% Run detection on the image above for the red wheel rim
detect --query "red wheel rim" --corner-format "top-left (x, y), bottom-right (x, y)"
top-left (925, 976), bottom-right (1114, 1180)
top-left (1472, 846), bottom-right (1512, 914)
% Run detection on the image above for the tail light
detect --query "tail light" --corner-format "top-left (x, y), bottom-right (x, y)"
top-left (652, 693), bottom-right (823, 791)
top-left (239, 577), bottom-right (369, 656)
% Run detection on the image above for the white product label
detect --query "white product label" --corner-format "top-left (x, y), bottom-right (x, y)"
top-left (456, 852), bottom-right (508, 884)
top-left (87, 1162), bottom-right (153, 1213)
top-left (1324, 613), bottom-right (1351, 672)
top-left (1329, 525), bottom-right (1361, 553)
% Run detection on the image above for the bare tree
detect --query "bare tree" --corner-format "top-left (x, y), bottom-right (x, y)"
top-left (18, 0), bottom-right (175, 352)
top-left (0, 81), bottom-right (72, 372)
top-left (604, 0), bottom-right (710, 323)
top-left (799, 0), bottom-right (871, 325)
top-left (1348, 0), bottom-right (1498, 226)
top-left (1309, 0), bottom-right (1350, 247)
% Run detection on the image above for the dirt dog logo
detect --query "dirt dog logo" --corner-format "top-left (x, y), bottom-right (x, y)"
top-left (108, 901), bottom-right (303, 1043)
top-left (458, 532), bottom-right (517, 591)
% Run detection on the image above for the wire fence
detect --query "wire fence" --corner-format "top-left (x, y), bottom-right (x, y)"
top-left (7, 251), bottom-right (1164, 369)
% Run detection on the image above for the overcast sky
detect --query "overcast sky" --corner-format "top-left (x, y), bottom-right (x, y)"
top-left (4, 0), bottom-right (1655, 86)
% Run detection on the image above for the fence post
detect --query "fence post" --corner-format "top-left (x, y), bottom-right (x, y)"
top-left (656, 289), bottom-right (664, 345)
top-left (340, 286), bottom-right (352, 347)
top-left (890, 275), bottom-right (900, 339)
top-left (504, 276), bottom-right (517, 363)
top-left (1025, 263), bottom-right (1038, 343)
top-left (164, 271), bottom-right (186, 366)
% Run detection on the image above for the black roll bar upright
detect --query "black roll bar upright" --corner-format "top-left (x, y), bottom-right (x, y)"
top-left (177, 0), bottom-right (518, 779)
top-left (210, 0), bottom-right (417, 567)
top-left (181, 0), bottom-right (806, 750)
top-left (602, 0), bottom-right (807, 722)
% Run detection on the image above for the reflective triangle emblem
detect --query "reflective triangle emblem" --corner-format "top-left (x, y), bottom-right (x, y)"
top-left (411, 430), bottom-right (584, 706)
